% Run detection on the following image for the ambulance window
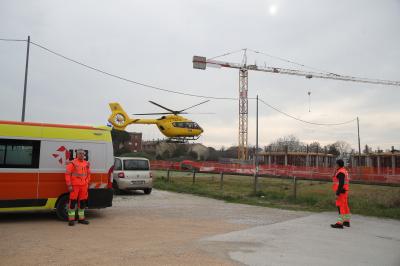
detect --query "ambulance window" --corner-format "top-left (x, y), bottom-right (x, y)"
top-left (0, 145), bottom-right (5, 165)
top-left (6, 145), bottom-right (33, 165)
top-left (114, 158), bottom-right (122, 171)
top-left (0, 139), bottom-right (40, 168)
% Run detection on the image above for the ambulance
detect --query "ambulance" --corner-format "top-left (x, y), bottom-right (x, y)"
top-left (0, 120), bottom-right (114, 220)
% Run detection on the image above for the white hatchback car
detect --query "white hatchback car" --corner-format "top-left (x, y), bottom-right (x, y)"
top-left (113, 157), bottom-right (153, 194)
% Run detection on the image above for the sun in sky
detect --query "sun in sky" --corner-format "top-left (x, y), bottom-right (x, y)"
top-left (269, 5), bottom-right (278, 15)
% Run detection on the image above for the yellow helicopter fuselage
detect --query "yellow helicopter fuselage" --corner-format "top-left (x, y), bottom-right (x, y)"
top-left (108, 103), bottom-right (203, 139)
top-left (128, 115), bottom-right (203, 138)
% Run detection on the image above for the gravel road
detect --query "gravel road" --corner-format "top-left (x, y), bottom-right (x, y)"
top-left (2, 189), bottom-right (398, 265)
top-left (0, 189), bottom-right (308, 266)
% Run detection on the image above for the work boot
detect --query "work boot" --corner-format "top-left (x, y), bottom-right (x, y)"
top-left (68, 220), bottom-right (75, 226)
top-left (343, 221), bottom-right (350, 227)
top-left (330, 223), bottom-right (344, 229)
top-left (78, 220), bottom-right (90, 225)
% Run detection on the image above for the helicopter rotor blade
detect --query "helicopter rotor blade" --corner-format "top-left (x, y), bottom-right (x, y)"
top-left (132, 112), bottom-right (172, 115)
top-left (179, 100), bottom-right (210, 113)
top-left (185, 112), bottom-right (216, 115)
top-left (148, 101), bottom-right (176, 113)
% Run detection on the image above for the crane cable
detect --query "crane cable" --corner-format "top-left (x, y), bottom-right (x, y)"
top-left (247, 48), bottom-right (340, 75)
top-left (207, 48), bottom-right (245, 60)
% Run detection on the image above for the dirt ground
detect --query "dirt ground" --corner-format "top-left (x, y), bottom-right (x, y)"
top-left (0, 190), bottom-right (308, 266)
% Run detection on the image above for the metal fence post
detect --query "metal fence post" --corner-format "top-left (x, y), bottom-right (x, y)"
top-left (253, 168), bottom-right (259, 194)
top-left (167, 169), bottom-right (170, 182)
top-left (293, 176), bottom-right (297, 200)
top-left (192, 170), bottom-right (196, 184)
top-left (220, 172), bottom-right (224, 190)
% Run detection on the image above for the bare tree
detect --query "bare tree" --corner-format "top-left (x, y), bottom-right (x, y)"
top-left (308, 141), bottom-right (322, 153)
top-left (326, 144), bottom-right (340, 156)
top-left (331, 141), bottom-right (352, 156)
top-left (363, 144), bottom-right (371, 154)
top-left (269, 135), bottom-right (305, 152)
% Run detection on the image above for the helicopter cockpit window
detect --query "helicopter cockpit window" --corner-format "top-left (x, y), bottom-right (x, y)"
top-left (173, 122), bottom-right (200, 129)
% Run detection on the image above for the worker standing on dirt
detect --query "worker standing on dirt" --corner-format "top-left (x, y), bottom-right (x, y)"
top-left (331, 159), bottom-right (351, 229)
top-left (65, 149), bottom-right (91, 226)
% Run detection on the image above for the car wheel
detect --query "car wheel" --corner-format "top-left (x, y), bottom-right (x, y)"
top-left (56, 194), bottom-right (69, 221)
top-left (143, 188), bottom-right (152, 195)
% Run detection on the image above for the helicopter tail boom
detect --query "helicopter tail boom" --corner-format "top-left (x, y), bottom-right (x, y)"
top-left (108, 103), bottom-right (132, 130)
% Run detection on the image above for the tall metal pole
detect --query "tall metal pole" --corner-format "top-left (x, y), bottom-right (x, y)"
top-left (357, 117), bottom-right (361, 165)
top-left (21, 35), bottom-right (30, 122)
top-left (253, 95), bottom-right (259, 194)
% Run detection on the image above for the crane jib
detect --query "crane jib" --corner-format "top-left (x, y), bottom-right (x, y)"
top-left (194, 56), bottom-right (400, 86)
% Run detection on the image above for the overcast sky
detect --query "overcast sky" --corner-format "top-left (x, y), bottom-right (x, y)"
top-left (1, 0), bottom-right (399, 151)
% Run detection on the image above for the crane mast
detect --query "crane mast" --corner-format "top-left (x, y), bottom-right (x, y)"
top-left (238, 68), bottom-right (248, 160)
top-left (193, 54), bottom-right (400, 160)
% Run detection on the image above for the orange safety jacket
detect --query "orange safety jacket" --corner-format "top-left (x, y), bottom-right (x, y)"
top-left (332, 167), bottom-right (349, 192)
top-left (65, 158), bottom-right (91, 186)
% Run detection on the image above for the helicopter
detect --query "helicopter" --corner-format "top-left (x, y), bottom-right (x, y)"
top-left (108, 100), bottom-right (209, 143)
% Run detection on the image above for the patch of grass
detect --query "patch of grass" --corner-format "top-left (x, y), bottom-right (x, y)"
top-left (152, 170), bottom-right (400, 220)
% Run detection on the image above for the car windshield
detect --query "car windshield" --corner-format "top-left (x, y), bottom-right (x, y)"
top-left (123, 159), bottom-right (149, 171)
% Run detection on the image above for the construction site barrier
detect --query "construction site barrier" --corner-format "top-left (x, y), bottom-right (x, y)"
top-left (150, 160), bottom-right (400, 185)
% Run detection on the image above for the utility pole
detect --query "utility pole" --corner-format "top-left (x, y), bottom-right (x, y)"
top-left (21, 35), bottom-right (30, 122)
top-left (357, 117), bottom-right (361, 165)
top-left (253, 95), bottom-right (259, 194)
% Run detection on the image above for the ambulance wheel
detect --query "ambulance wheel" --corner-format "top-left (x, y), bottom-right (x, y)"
top-left (56, 195), bottom-right (69, 221)
top-left (143, 188), bottom-right (152, 195)
top-left (113, 181), bottom-right (121, 195)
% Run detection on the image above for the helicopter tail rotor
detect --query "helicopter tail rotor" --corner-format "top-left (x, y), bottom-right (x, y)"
top-left (108, 103), bottom-right (132, 130)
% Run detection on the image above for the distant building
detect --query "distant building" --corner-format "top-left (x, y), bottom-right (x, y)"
top-left (142, 140), bottom-right (161, 154)
top-left (123, 132), bottom-right (142, 152)
top-left (258, 151), bottom-right (336, 167)
top-left (349, 151), bottom-right (400, 171)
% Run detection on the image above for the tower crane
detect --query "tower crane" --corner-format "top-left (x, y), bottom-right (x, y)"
top-left (193, 50), bottom-right (400, 160)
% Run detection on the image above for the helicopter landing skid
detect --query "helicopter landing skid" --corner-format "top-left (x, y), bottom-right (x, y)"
top-left (166, 136), bottom-right (200, 143)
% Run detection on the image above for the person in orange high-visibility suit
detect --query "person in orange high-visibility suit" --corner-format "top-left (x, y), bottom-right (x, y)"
top-left (331, 159), bottom-right (351, 229)
top-left (65, 149), bottom-right (91, 226)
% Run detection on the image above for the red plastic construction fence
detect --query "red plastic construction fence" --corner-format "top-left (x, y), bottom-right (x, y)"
top-left (150, 160), bottom-right (400, 185)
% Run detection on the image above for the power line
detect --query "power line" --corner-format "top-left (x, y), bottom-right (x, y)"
top-left (30, 41), bottom-right (238, 100)
top-left (258, 98), bottom-right (356, 126)
top-left (0, 38), bottom-right (27, 42)
top-left (1, 38), bottom-right (359, 126)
